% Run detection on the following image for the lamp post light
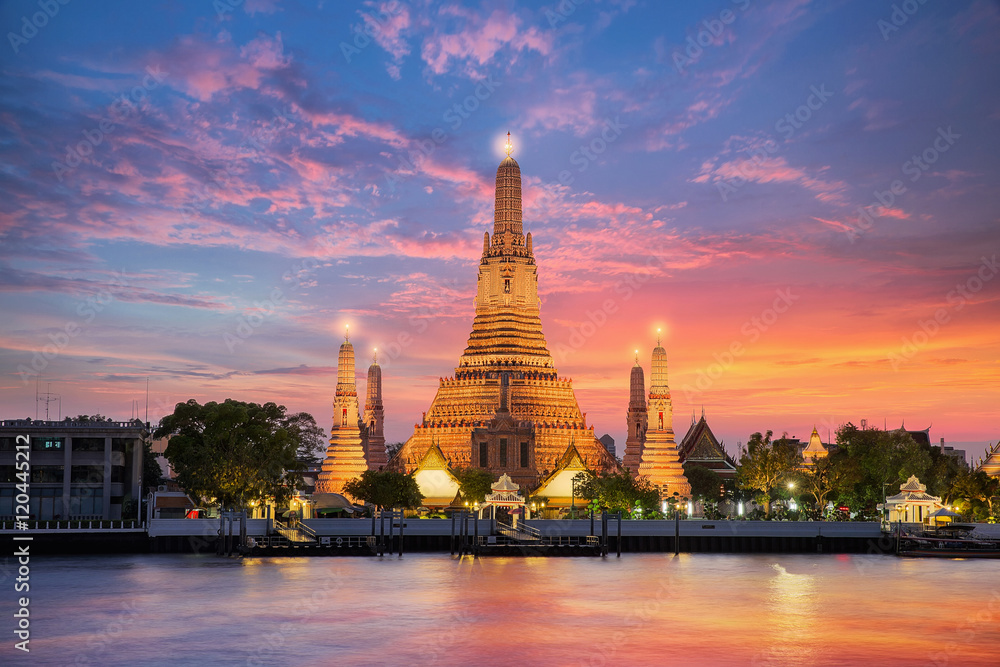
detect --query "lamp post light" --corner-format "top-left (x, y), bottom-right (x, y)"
top-left (787, 482), bottom-right (797, 512)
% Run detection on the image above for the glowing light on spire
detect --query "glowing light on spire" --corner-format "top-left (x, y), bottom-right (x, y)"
top-left (657, 328), bottom-right (662, 346)
top-left (373, 347), bottom-right (378, 364)
top-left (345, 324), bottom-right (350, 342)
top-left (505, 131), bottom-right (512, 157)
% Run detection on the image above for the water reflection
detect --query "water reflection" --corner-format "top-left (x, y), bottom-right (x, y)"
top-left (17, 553), bottom-right (1000, 666)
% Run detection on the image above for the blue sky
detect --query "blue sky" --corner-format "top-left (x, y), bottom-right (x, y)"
top-left (1, 0), bottom-right (998, 462)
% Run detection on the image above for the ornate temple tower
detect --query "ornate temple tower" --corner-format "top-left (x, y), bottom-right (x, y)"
top-left (637, 333), bottom-right (691, 497)
top-left (387, 134), bottom-right (617, 487)
top-left (363, 350), bottom-right (387, 470)
top-left (316, 331), bottom-right (368, 495)
top-left (622, 351), bottom-right (647, 475)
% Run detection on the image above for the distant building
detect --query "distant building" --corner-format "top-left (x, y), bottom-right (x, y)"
top-left (0, 418), bottom-right (146, 520)
top-left (598, 434), bottom-right (615, 458)
top-left (677, 411), bottom-right (737, 479)
top-left (899, 425), bottom-right (966, 465)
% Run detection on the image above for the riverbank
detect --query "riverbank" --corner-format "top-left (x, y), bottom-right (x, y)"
top-left (2, 519), bottom-right (893, 556)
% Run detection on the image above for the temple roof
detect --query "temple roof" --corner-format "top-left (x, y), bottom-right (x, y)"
top-left (678, 415), bottom-right (733, 465)
top-left (976, 441), bottom-right (1000, 476)
top-left (899, 474), bottom-right (926, 492)
top-left (414, 442), bottom-right (452, 472)
top-left (491, 472), bottom-right (520, 493)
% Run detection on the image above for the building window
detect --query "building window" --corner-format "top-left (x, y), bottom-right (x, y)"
top-left (71, 466), bottom-right (104, 485)
top-left (658, 412), bottom-right (664, 429)
top-left (479, 442), bottom-right (488, 468)
top-left (499, 439), bottom-right (507, 467)
top-left (70, 487), bottom-right (102, 518)
top-left (636, 423), bottom-right (641, 438)
top-left (31, 465), bottom-right (64, 484)
top-left (520, 441), bottom-right (529, 468)
top-left (72, 437), bottom-right (105, 452)
top-left (342, 408), bottom-right (347, 426)
top-left (111, 438), bottom-right (136, 453)
top-left (31, 437), bottom-right (63, 451)
top-left (504, 279), bottom-right (511, 293)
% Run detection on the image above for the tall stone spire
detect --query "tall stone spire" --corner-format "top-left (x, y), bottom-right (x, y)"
top-left (316, 330), bottom-right (368, 496)
top-left (491, 132), bottom-right (524, 252)
top-left (623, 349), bottom-right (647, 475)
top-left (386, 141), bottom-right (617, 486)
top-left (637, 331), bottom-right (690, 497)
top-left (363, 348), bottom-right (387, 470)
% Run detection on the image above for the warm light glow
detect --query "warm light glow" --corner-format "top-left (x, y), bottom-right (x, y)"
top-left (788, 482), bottom-right (795, 490)
top-left (504, 131), bottom-right (513, 157)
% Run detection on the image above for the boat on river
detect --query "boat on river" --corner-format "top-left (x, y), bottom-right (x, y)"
top-left (897, 534), bottom-right (1000, 558)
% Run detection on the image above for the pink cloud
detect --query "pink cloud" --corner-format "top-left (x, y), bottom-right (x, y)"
top-left (363, 1), bottom-right (412, 79)
top-left (420, 8), bottom-right (553, 77)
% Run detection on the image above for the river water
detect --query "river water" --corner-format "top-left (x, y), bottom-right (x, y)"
top-left (7, 553), bottom-right (999, 666)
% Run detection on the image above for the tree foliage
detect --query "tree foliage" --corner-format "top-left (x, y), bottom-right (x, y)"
top-left (68, 414), bottom-right (114, 423)
top-left (285, 411), bottom-right (326, 463)
top-left (834, 423), bottom-right (931, 517)
top-left (801, 452), bottom-right (858, 512)
top-left (683, 463), bottom-right (723, 501)
top-left (142, 438), bottom-right (163, 493)
top-left (342, 470), bottom-right (424, 510)
top-left (576, 469), bottom-right (661, 515)
top-left (154, 399), bottom-right (306, 508)
top-left (453, 467), bottom-right (495, 505)
top-left (947, 468), bottom-right (999, 521)
top-left (736, 431), bottom-right (802, 515)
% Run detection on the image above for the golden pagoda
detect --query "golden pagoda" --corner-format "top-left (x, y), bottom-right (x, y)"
top-left (636, 332), bottom-right (691, 497)
top-left (387, 134), bottom-right (618, 487)
top-left (316, 330), bottom-right (368, 495)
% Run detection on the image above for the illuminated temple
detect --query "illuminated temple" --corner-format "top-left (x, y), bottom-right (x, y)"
top-left (320, 136), bottom-right (690, 502)
top-left (316, 332), bottom-right (387, 495)
top-left (385, 136), bottom-right (618, 488)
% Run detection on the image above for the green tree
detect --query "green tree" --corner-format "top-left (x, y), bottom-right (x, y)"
top-left (576, 469), bottom-right (661, 515)
top-left (154, 399), bottom-right (307, 509)
top-left (142, 438), bottom-right (163, 493)
top-left (342, 470), bottom-right (423, 510)
top-left (683, 463), bottom-right (723, 501)
top-left (802, 453), bottom-right (858, 514)
top-left (453, 467), bottom-right (495, 505)
top-left (948, 468), bottom-right (999, 521)
top-left (68, 414), bottom-right (114, 423)
top-left (285, 412), bottom-right (326, 463)
top-left (836, 423), bottom-right (931, 518)
top-left (736, 431), bottom-right (802, 515)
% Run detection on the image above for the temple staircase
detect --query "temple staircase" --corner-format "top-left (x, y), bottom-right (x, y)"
top-left (272, 519), bottom-right (317, 544)
top-left (496, 519), bottom-right (541, 544)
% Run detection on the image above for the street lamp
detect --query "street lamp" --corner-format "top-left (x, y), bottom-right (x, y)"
top-left (787, 482), bottom-right (797, 511)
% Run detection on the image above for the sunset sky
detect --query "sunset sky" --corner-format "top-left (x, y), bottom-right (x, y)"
top-left (1, 0), bottom-right (998, 463)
